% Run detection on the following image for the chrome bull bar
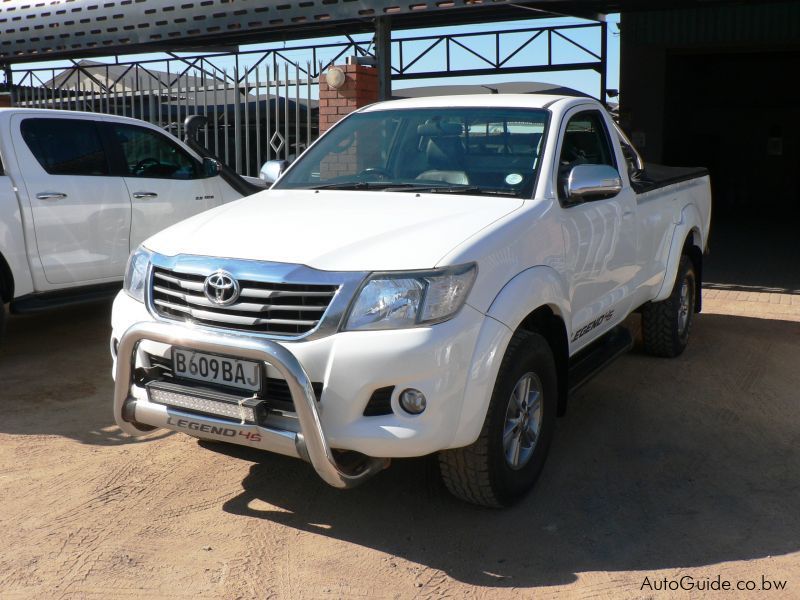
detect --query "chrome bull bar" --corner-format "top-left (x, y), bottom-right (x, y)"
top-left (113, 321), bottom-right (388, 489)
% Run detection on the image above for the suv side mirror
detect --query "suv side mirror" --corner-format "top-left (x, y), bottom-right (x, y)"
top-left (567, 164), bottom-right (622, 201)
top-left (202, 157), bottom-right (221, 178)
top-left (260, 159), bottom-right (289, 184)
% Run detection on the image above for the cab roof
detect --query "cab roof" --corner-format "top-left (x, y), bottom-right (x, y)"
top-left (360, 94), bottom-right (599, 112)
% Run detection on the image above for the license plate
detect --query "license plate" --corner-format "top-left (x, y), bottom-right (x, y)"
top-left (172, 348), bottom-right (262, 392)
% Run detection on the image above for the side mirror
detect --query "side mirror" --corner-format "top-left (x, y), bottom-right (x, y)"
top-left (184, 115), bottom-right (208, 143)
top-left (260, 159), bottom-right (289, 184)
top-left (202, 157), bottom-right (221, 178)
top-left (567, 164), bottom-right (622, 201)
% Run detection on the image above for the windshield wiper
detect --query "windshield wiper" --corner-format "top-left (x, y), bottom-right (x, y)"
top-left (396, 185), bottom-right (519, 197)
top-left (311, 181), bottom-right (445, 191)
top-left (309, 181), bottom-right (518, 196)
top-left (310, 181), bottom-right (377, 190)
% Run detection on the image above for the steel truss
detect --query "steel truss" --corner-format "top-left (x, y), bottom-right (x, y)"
top-left (9, 21), bottom-right (608, 100)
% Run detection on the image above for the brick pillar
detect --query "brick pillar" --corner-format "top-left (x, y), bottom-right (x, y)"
top-left (0, 94), bottom-right (11, 108)
top-left (318, 64), bottom-right (379, 133)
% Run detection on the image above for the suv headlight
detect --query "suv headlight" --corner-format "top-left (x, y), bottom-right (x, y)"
top-left (345, 263), bottom-right (477, 331)
top-left (123, 246), bottom-right (153, 302)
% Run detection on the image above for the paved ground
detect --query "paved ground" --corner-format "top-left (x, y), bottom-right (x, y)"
top-left (1, 290), bottom-right (798, 599)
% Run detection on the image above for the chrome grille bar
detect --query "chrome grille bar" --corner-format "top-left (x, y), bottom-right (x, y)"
top-left (152, 285), bottom-right (327, 313)
top-left (153, 271), bottom-right (204, 292)
top-left (239, 288), bottom-right (336, 299)
top-left (153, 299), bottom-right (320, 327)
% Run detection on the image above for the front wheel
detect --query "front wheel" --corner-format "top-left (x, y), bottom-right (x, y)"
top-left (438, 331), bottom-right (557, 507)
top-left (0, 302), bottom-right (7, 340)
top-left (641, 255), bottom-right (696, 358)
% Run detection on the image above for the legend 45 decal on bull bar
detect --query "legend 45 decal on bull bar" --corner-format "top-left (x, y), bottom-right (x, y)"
top-left (166, 416), bottom-right (262, 442)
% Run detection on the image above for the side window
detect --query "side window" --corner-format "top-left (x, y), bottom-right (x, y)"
top-left (21, 118), bottom-right (109, 176)
top-left (558, 110), bottom-right (615, 200)
top-left (112, 124), bottom-right (200, 180)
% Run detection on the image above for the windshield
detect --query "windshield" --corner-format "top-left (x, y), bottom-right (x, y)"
top-left (274, 107), bottom-right (549, 198)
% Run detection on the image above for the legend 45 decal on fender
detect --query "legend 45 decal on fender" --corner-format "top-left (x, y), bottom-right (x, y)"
top-left (572, 310), bottom-right (614, 343)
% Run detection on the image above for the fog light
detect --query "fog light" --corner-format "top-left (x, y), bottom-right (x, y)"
top-left (399, 388), bottom-right (426, 415)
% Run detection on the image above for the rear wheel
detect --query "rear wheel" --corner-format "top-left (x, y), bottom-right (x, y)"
top-left (438, 331), bottom-right (557, 507)
top-left (641, 255), bottom-right (696, 358)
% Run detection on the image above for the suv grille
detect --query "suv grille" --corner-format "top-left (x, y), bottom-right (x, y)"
top-left (151, 267), bottom-right (339, 336)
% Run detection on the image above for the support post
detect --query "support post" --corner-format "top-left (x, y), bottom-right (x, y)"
top-left (375, 16), bottom-right (392, 101)
top-left (1, 65), bottom-right (14, 107)
top-left (599, 20), bottom-right (608, 104)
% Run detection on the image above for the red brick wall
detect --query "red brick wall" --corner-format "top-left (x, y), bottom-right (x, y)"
top-left (0, 94), bottom-right (11, 108)
top-left (318, 64), bottom-right (379, 133)
top-left (318, 64), bottom-right (380, 180)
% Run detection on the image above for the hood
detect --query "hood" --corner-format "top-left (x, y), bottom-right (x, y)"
top-left (144, 189), bottom-right (523, 271)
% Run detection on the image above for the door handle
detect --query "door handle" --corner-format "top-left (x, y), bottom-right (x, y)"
top-left (622, 209), bottom-right (634, 219)
top-left (36, 192), bottom-right (67, 200)
top-left (132, 192), bottom-right (158, 199)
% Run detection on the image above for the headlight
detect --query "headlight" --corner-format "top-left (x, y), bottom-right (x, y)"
top-left (123, 246), bottom-right (152, 302)
top-left (345, 263), bottom-right (477, 331)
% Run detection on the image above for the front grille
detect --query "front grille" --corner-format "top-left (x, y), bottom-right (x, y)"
top-left (150, 266), bottom-right (339, 336)
top-left (146, 352), bottom-right (322, 413)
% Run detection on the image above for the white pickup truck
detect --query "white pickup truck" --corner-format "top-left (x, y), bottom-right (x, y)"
top-left (111, 94), bottom-right (711, 507)
top-left (0, 108), bottom-right (262, 333)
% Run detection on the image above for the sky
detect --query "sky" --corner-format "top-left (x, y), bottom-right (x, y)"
top-left (316, 14), bottom-right (621, 98)
top-left (12, 14), bottom-right (621, 101)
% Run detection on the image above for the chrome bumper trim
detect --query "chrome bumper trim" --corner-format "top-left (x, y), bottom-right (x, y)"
top-left (113, 321), bottom-right (388, 489)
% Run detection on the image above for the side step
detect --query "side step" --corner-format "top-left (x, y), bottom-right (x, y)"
top-left (568, 325), bottom-right (634, 394)
top-left (10, 283), bottom-right (120, 314)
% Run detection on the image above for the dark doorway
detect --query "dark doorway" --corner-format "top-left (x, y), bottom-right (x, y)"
top-left (663, 50), bottom-right (800, 292)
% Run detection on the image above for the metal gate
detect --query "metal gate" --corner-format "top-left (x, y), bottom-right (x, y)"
top-left (12, 57), bottom-right (320, 178)
top-left (8, 22), bottom-right (608, 176)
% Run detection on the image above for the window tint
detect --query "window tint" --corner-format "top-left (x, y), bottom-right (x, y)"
top-left (558, 110), bottom-right (615, 200)
top-left (21, 118), bottom-right (109, 176)
top-left (112, 124), bottom-right (199, 180)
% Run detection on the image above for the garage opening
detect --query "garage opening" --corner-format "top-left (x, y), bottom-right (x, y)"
top-left (663, 50), bottom-right (800, 293)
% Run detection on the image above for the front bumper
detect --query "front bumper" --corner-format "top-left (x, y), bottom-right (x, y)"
top-left (114, 320), bottom-right (389, 488)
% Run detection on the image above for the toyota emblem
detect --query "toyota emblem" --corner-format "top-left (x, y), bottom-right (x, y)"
top-left (204, 270), bottom-right (240, 306)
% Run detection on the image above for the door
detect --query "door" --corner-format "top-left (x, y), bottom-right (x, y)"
top-left (12, 115), bottom-right (131, 285)
top-left (105, 122), bottom-right (218, 250)
top-left (556, 109), bottom-right (638, 350)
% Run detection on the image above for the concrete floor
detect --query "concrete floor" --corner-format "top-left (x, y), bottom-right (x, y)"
top-left (1, 293), bottom-right (798, 598)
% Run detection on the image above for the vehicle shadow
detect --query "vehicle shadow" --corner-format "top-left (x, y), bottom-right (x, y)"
top-left (221, 312), bottom-right (800, 588)
top-left (0, 299), bottom-right (171, 446)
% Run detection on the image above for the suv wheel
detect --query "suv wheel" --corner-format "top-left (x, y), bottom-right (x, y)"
top-left (438, 331), bottom-right (557, 507)
top-left (641, 255), bottom-right (696, 358)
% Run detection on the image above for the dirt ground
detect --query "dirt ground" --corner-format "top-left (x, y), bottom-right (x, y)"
top-left (1, 290), bottom-right (798, 599)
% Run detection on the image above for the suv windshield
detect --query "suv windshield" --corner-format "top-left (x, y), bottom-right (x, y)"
top-left (274, 107), bottom-right (549, 198)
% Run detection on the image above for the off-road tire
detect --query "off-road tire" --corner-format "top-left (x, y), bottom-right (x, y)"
top-left (641, 255), bottom-right (696, 358)
top-left (438, 331), bottom-right (557, 507)
top-left (0, 302), bottom-right (7, 339)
